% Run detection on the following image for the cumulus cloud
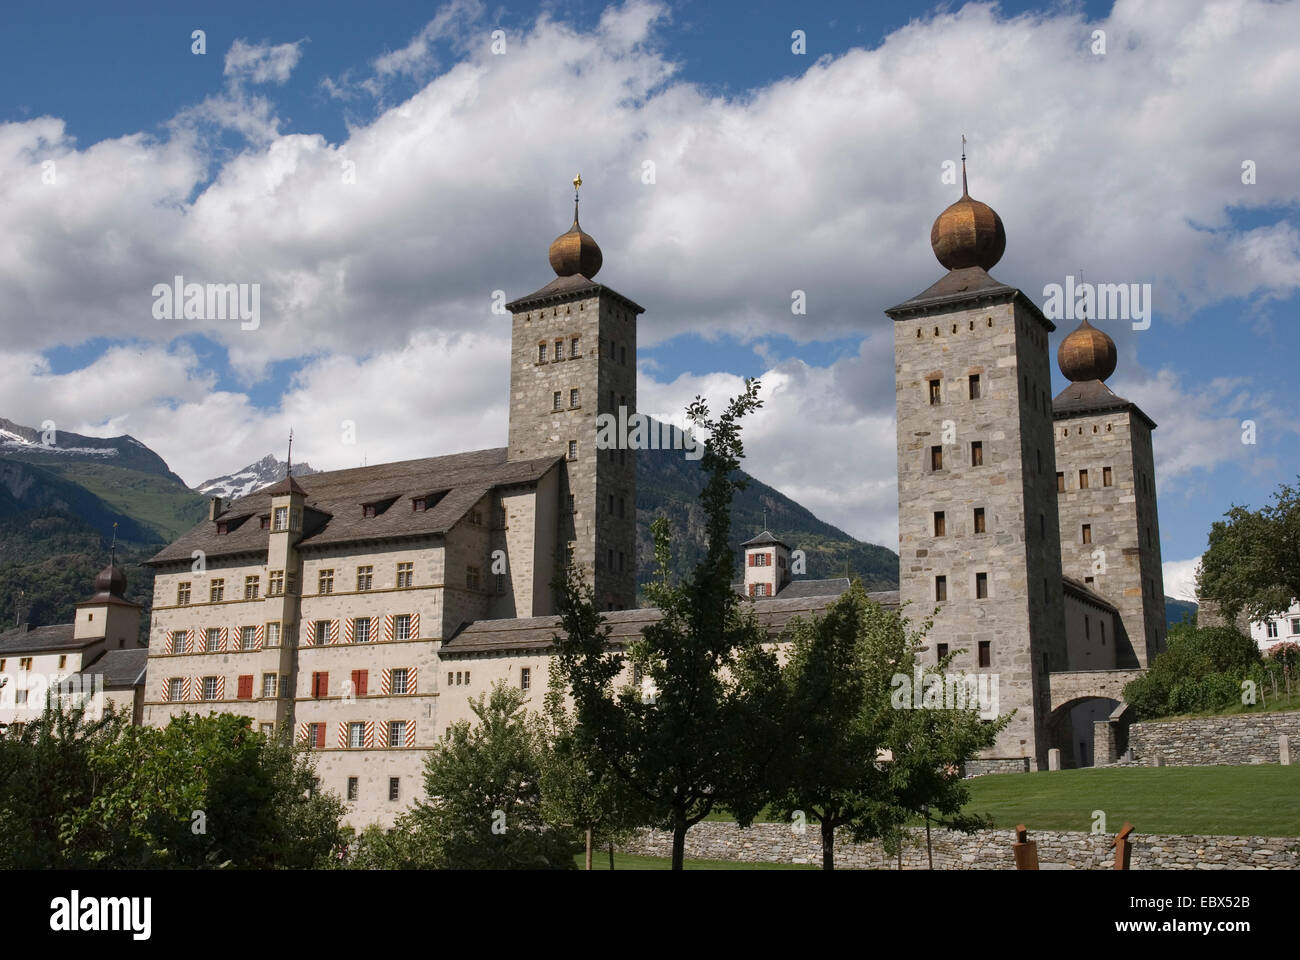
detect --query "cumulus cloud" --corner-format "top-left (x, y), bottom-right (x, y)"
top-left (1163, 555), bottom-right (1203, 602)
top-left (224, 39), bottom-right (305, 85)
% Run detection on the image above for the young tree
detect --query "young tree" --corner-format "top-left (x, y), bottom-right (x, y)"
top-left (553, 380), bottom-right (782, 870)
top-left (1198, 478), bottom-right (1300, 623)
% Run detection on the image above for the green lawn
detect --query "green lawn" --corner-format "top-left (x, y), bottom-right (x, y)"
top-left (574, 851), bottom-right (816, 870)
top-left (1152, 689), bottom-right (1300, 720)
top-left (963, 765), bottom-right (1300, 836)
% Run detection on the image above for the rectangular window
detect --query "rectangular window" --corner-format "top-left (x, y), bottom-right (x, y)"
top-left (971, 442), bottom-right (983, 467)
top-left (1079, 469), bottom-right (1089, 489)
top-left (936, 643), bottom-right (949, 661)
top-left (19, 657), bottom-right (31, 671)
top-left (310, 723), bottom-right (326, 749)
top-left (570, 337), bottom-right (580, 358)
top-left (268, 570), bottom-right (284, 595)
top-left (1056, 472), bottom-right (1065, 492)
top-left (1100, 621), bottom-right (1106, 645)
top-left (312, 620), bottom-right (329, 645)
top-left (928, 379), bottom-right (941, 405)
top-left (209, 579), bottom-right (225, 603)
top-left (273, 506), bottom-right (288, 530)
top-left (520, 667), bottom-right (531, 691)
top-left (311, 672), bottom-right (328, 698)
top-left (354, 617), bottom-right (372, 643)
top-left (933, 511), bottom-right (946, 537)
top-left (177, 582), bottom-right (191, 605)
top-left (58, 655), bottom-right (66, 669)
top-left (319, 569), bottom-right (334, 594)
top-left (975, 572), bottom-right (989, 599)
top-left (240, 625), bottom-right (257, 650)
top-left (931, 446), bottom-right (943, 471)
top-left (969, 374), bottom-right (981, 400)
top-left (172, 630), bottom-right (188, 654)
top-left (244, 575), bottom-right (259, 600)
top-left (978, 641), bottom-right (991, 668)
top-left (570, 388), bottom-right (579, 408)
top-left (168, 678), bottom-right (184, 702)
top-left (554, 339), bottom-right (563, 360)
top-left (349, 723), bottom-right (365, 749)
top-left (396, 562), bottom-right (413, 588)
top-left (262, 673), bottom-right (278, 698)
top-left (1267, 621), bottom-right (1278, 638)
top-left (265, 621), bottom-right (281, 647)
top-left (201, 676), bottom-right (219, 701)
top-left (389, 777), bottom-right (401, 801)
top-left (1082, 524), bottom-right (1092, 545)
top-left (553, 390), bottom-right (562, 411)
top-left (347, 777), bottom-right (358, 801)
top-left (466, 566), bottom-right (481, 591)
top-left (448, 672), bottom-right (454, 687)
top-left (538, 343), bottom-right (547, 362)
top-left (260, 723), bottom-right (274, 736)
top-left (356, 566), bottom-right (373, 591)
top-left (1291, 618), bottom-right (1300, 635)
top-left (205, 627), bottom-right (221, 652)
top-left (394, 614), bottom-right (412, 640)
top-left (567, 440), bottom-right (578, 460)
top-left (391, 668), bottom-right (410, 695)
top-left (388, 721), bottom-right (406, 748)
top-left (1102, 466), bottom-right (1113, 487)
top-left (237, 674), bottom-right (254, 700)
top-left (935, 575), bottom-right (947, 602)
top-left (496, 573), bottom-right (506, 595)
top-left (973, 507), bottom-right (986, 534)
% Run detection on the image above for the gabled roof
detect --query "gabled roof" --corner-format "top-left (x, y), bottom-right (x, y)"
top-left (506, 274), bottom-right (645, 315)
top-left (884, 266), bottom-right (1055, 332)
top-left (0, 623), bottom-right (83, 654)
top-left (78, 647), bottom-right (148, 688)
top-left (440, 589), bottom-right (901, 656)
top-left (1052, 379), bottom-right (1156, 429)
top-left (147, 447), bottom-right (562, 565)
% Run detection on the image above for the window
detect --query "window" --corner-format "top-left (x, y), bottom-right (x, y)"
top-left (260, 723), bottom-right (274, 736)
top-left (553, 390), bottom-right (563, 411)
top-left (554, 339), bottom-right (563, 360)
top-left (268, 570), bottom-right (284, 595)
top-left (348, 723), bottom-right (365, 749)
top-left (240, 625), bottom-right (257, 650)
top-left (259, 515), bottom-right (269, 529)
top-left (931, 446), bottom-right (943, 471)
top-left (209, 579), bottom-right (225, 603)
top-left (935, 575), bottom-right (947, 602)
top-left (19, 657), bottom-right (32, 671)
top-left (1079, 469), bottom-right (1089, 489)
top-left (1056, 472), bottom-right (1065, 492)
top-left (58, 655), bottom-right (66, 669)
top-left (177, 582), bottom-right (191, 605)
top-left (620, 346), bottom-right (627, 365)
top-left (978, 641), bottom-right (991, 668)
top-left (466, 566), bottom-right (481, 591)
top-left (928, 379), bottom-right (941, 405)
top-left (933, 511), bottom-right (946, 537)
top-left (237, 675), bottom-right (253, 700)
top-left (567, 440), bottom-right (578, 460)
top-left (397, 562), bottom-right (413, 589)
top-left (310, 619), bottom-right (330, 646)
top-left (618, 497), bottom-right (625, 518)
top-left (262, 673), bottom-right (278, 698)
top-left (464, 671), bottom-right (471, 684)
top-left (393, 614), bottom-right (412, 640)
top-left (1085, 616), bottom-right (1091, 640)
top-left (971, 442), bottom-right (983, 467)
top-left (347, 778), bottom-right (358, 801)
top-left (1082, 524), bottom-right (1092, 545)
top-left (309, 723), bottom-right (326, 749)
top-left (319, 569), bottom-right (334, 594)
top-left (388, 721), bottom-right (407, 748)
top-left (412, 497), bottom-right (426, 512)
top-left (936, 643), bottom-right (949, 660)
top-left (205, 628), bottom-right (221, 652)
top-left (354, 617), bottom-right (372, 643)
top-left (570, 388), bottom-right (580, 408)
top-left (538, 343), bottom-right (547, 362)
top-left (1103, 466), bottom-right (1113, 487)
top-left (201, 676), bottom-right (219, 701)
top-left (273, 506), bottom-right (287, 530)
top-left (391, 668), bottom-right (410, 695)
top-left (244, 575), bottom-right (259, 600)
top-left (969, 374), bottom-right (981, 400)
top-left (1100, 621), bottom-right (1106, 645)
top-left (172, 630), bottom-right (188, 654)
top-left (570, 337), bottom-right (580, 358)
top-left (496, 573), bottom-right (506, 595)
top-left (1291, 618), bottom-right (1300, 635)
top-left (567, 494), bottom-right (575, 514)
top-left (470, 507), bottom-right (483, 526)
top-left (357, 566), bottom-right (373, 591)
top-left (168, 678), bottom-right (184, 702)
top-left (389, 777), bottom-right (401, 801)
top-left (975, 572), bottom-right (988, 599)
top-left (351, 669), bottom-right (369, 697)
top-left (520, 667), bottom-right (531, 691)
top-left (266, 621), bottom-right (281, 647)
top-left (1267, 621), bottom-right (1278, 638)
top-left (448, 672), bottom-right (455, 687)
top-left (311, 672), bottom-right (329, 698)
top-left (973, 507), bottom-right (986, 534)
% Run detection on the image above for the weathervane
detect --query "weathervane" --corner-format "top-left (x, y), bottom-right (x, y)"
top-left (960, 134), bottom-right (969, 195)
top-left (572, 173), bottom-right (583, 223)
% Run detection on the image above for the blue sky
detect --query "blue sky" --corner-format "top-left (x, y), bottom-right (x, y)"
top-left (0, 0), bottom-right (1296, 597)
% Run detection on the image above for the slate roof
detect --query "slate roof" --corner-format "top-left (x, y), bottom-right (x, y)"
top-left (148, 447), bottom-right (562, 565)
top-left (506, 274), bottom-right (646, 314)
top-left (1052, 379), bottom-right (1156, 429)
top-left (0, 623), bottom-right (85, 654)
top-left (441, 589), bottom-right (901, 656)
top-left (740, 530), bottom-right (791, 549)
top-left (1062, 576), bottom-right (1121, 614)
top-left (884, 266), bottom-right (1055, 332)
top-left (78, 647), bottom-right (148, 688)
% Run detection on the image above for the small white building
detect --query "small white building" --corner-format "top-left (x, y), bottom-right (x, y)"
top-left (1251, 599), bottom-right (1300, 653)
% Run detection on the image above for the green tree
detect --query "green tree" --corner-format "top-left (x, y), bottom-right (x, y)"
top-left (553, 380), bottom-right (781, 870)
top-left (407, 682), bottom-right (578, 869)
top-left (1198, 478), bottom-right (1300, 623)
top-left (1123, 622), bottom-right (1262, 718)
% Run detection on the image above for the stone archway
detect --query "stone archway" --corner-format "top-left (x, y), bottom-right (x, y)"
top-left (1046, 696), bottom-right (1120, 767)
top-left (1043, 670), bottom-right (1143, 768)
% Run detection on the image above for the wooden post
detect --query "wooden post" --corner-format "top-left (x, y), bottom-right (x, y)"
top-left (1012, 824), bottom-right (1038, 870)
top-left (1112, 822), bottom-right (1134, 870)
top-left (585, 827), bottom-right (593, 870)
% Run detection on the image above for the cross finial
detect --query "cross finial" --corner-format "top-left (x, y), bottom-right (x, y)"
top-left (286, 428), bottom-right (294, 478)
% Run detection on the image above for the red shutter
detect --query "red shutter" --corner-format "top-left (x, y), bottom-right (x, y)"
top-left (352, 670), bottom-right (368, 697)
top-left (237, 675), bottom-right (253, 700)
top-left (312, 672), bottom-right (329, 698)
top-left (313, 723), bottom-right (326, 748)
top-left (766, 552), bottom-right (773, 566)
top-left (748, 553), bottom-right (755, 567)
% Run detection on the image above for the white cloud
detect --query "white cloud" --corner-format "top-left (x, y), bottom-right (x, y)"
top-left (1163, 555), bottom-right (1203, 602)
top-left (224, 39), bottom-right (305, 85)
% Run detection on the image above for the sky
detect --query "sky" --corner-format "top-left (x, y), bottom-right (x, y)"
top-left (0, 0), bottom-right (1297, 600)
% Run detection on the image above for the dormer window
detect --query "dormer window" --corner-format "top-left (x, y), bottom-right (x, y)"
top-left (412, 497), bottom-right (426, 512)
top-left (216, 521), bottom-right (229, 535)
top-left (259, 515), bottom-right (270, 529)
top-left (363, 504), bottom-right (377, 518)
top-left (363, 496), bottom-right (398, 518)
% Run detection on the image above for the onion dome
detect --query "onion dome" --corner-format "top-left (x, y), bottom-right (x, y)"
top-left (930, 154), bottom-right (1006, 271)
top-left (94, 563), bottom-right (127, 598)
top-left (548, 174), bottom-right (603, 280)
top-left (1058, 318), bottom-right (1118, 383)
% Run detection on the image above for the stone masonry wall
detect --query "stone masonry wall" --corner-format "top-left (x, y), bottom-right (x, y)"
top-left (621, 821), bottom-right (1300, 870)
top-left (1119, 711), bottom-right (1300, 766)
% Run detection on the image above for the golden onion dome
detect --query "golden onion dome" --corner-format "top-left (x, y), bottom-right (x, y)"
top-left (548, 174), bottom-right (602, 280)
top-left (930, 156), bottom-right (1006, 271)
top-left (1057, 318), bottom-right (1118, 383)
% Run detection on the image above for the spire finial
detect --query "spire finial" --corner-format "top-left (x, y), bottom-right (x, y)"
top-left (960, 134), bottom-right (969, 196)
top-left (109, 522), bottom-right (118, 567)
top-left (572, 173), bottom-right (582, 224)
top-left (286, 428), bottom-right (294, 479)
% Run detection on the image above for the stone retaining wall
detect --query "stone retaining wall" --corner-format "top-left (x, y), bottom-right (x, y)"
top-left (621, 822), bottom-right (1300, 870)
top-left (1120, 711), bottom-right (1298, 766)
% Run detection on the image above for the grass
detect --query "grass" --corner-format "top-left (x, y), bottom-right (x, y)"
top-left (574, 851), bottom-right (816, 870)
top-left (962, 765), bottom-right (1300, 836)
top-left (1150, 688), bottom-right (1300, 720)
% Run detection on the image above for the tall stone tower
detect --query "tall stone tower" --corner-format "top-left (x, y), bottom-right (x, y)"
top-left (885, 157), bottom-right (1068, 770)
top-left (506, 177), bottom-right (642, 611)
top-left (1053, 319), bottom-right (1165, 667)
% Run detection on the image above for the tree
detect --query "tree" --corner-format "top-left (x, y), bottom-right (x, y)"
top-left (553, 379), bottom-right (781, 870)
top-left (1123, 622), bottom-right (1263, 718)
top-left (1198, 478), bottom-right (1300, 623)
top-left (406, 682), bottom-right (578, 869)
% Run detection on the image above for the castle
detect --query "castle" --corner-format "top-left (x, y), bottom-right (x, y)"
top-left (106, 165), bottom-right (1167, 825)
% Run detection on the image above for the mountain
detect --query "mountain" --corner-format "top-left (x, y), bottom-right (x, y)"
top-left (1165, 597), bottom-right (1198, 627)
top-left (196, 454), bottom-right (321, 501)
top-left (0, 417), bottom-right (186, 482)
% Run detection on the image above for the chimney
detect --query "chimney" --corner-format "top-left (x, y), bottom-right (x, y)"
top-left (208, 496), bottom-right (223, 521)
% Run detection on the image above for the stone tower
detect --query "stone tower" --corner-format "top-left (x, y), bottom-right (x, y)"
top-left (506, 177), bottom-right (643, 611)
top-left (885, 157), bottom-right (1068, 770)
top-left (1052, 319), bottom-right (1165, 667)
